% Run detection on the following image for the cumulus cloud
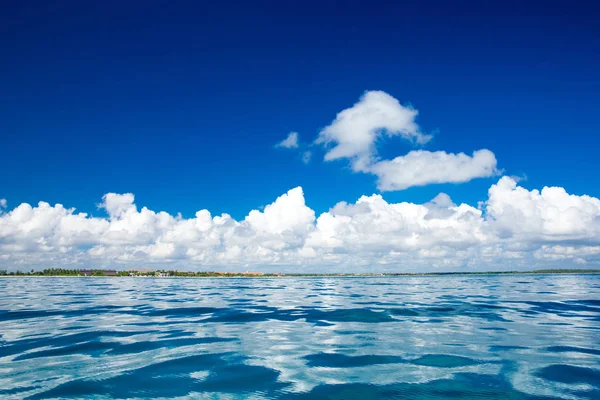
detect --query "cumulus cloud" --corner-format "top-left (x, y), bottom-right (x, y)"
top-left (245, 187), bottom-right (315, 235)
top-left (316, 91), bottom-right (431, 169)
top-left (100, 193), bottom-right (136, 219)
top-left (0, 199), bottom-right (6, 208)
top-left (1, 177), bottom-right (599, 271)
top-left (275, 132), bottom-right (299, 149)
top-left (315, 90), bottom-right (498, 191)
top-left (486, 176), bottom-right (600, 241)
top-left (370, 149), bottom-right (499, 191)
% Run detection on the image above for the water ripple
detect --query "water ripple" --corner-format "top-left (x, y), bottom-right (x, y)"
top-left (0, 274), bottom-right (599, 399)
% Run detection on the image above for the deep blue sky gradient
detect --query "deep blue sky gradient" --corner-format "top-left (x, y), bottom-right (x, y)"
top-left (1, 0), bottom-right (599, 219)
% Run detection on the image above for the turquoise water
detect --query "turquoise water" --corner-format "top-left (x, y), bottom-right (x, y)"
top-left (1, 275), bottom-right (599, 399)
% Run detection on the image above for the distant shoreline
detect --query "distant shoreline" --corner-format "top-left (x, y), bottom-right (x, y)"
top-left (1, 269), bottom-right (599, 278)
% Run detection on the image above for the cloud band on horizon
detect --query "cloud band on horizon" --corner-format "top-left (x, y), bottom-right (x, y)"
top-left (1, 177), bottom-right (599, 271)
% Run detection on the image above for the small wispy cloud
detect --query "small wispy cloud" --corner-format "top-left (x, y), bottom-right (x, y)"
top-left (301, 151), bottom-right (312, 164)
top-left (275, 132), bottom-right (312, 165)
top-left (275, 132), bottom-right (299, 149)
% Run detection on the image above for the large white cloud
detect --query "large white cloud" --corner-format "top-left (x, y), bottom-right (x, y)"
top-left (486, 176), bottom-right (600, 241)
top-left (315, 90), bottom-right (498, 191)
top-left (0, 177), bottom-right (599, 271)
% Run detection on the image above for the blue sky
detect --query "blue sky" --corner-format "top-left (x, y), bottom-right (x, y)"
top-left (2, 0), bottom-right (599, 218)
top-left (1, 1), bottom-right (599, 271)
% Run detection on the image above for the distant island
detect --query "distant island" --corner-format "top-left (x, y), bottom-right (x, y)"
top-left (0, 268), bottom-right (599, 278)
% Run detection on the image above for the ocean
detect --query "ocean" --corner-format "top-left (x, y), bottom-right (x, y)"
top-left (0, 274), bottom-right (599, 399)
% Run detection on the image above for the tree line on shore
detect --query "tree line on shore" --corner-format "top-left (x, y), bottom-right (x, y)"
top-left (0, 268), bottom-right (599, 277)
top-left (0, 269), bottom-right (267, 277)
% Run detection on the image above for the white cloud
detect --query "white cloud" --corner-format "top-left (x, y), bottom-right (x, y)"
top-left (534, 245), bottom-right (600, 265)
top-left (301, 151), bottom-right (312, 164)
top-left (275, 132), bottom-right (299, 149)
top-left (275, 133), bottom-right (312, 165)
top-left (305, 191), bottom-right (488, 255)
top-left (316, 91), bottom-right (430, 169)
top-left (369, 149), bottom-right (499, 191)
top-left (245, 187), bottom-right (315, 235)
top-left (315, 91), bottom-right (498, 190)
top-left (1, 177), bottom-right (599, 271)
top-left (0, 199), bottom-right (6, 208)
top-left (486, 176), bottom-right (600, 241)
top-left (99, 193), bottom-right (136, 219)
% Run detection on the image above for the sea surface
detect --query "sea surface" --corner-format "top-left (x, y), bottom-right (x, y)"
top-left (0, 275), bottom-right (599, 399)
